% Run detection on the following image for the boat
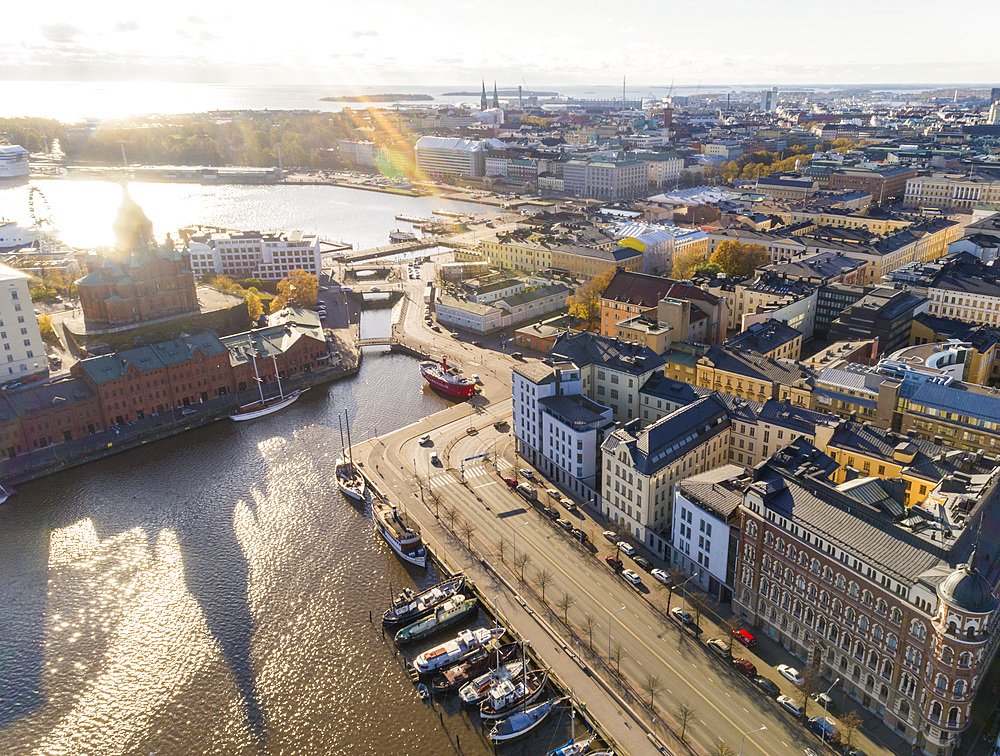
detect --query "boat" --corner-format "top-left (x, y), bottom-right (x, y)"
top-left (488, 699), bottom-right (554, 743)
top-left (229, 342), bottom-right (305, 421)
top-left (0, 219), bottom-right (37, 252)
top-left (433, 209), bottom-right (465, 219)
top-left (419, 356), bottom-right (476, 399)
top-left (459, 660), bottom-right (524, 706)
top-left (479, 668), bottom-right (549, 719)
top-left (372, 495), bottom-right (427, 568)
top-left (0, 483), bottom-right (11, 505)
top-left (413, 627), bottom-right (506, 675)
top-left (394, 594), bottom-right (478, 644)
top-left (0, 146), bottom-right (29, 180)
top-left (389, 230), bottom-right (418, 243)
top-left (382, 576), bottom-right (466, 628)
top-left (334, 410), bottom-right (365, 502)
top-left (417, 683), bottom-right (430, 700)
top-left (548, 738), bottom-right (596, 756)
top-left (430, 641), bottom-right (519, 694)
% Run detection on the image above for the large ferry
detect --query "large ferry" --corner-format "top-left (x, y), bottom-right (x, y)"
top-left (0, 220), bottom-right (37, 252)
top-left (420, 356), bottom-right (476, 399)
top-left (0, 145), bottom-right (29, 180)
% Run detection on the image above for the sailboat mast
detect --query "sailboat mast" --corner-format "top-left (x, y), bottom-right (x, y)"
top-left (338, 415), bottom-right (346, 454)
top-left (271, 354), bottom-right (284, 400)
top-left (345, 409), bottom-right (353, 465)
top-left (250, 338), bottom-right (265, 404)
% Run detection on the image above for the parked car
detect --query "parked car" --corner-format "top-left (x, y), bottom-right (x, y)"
top-left (617, 542), bottom-right (635, 557)
top-left (622, 569), bottom-right (642, 586)
top-left (546, 488), bottom-right (560, 499)
top-left (670, 607), bottom-right (693, 625)
top-left (777, 695), bottom-right (804, 717)
top-left (571, 528), bottom-right (586, 542)
top-left (472, 374), bottom-right (481, 383)
top-left (807, 716), bottom-right (840, 744)
top-left (471, 340), bottom-right (483, 347)
top-left (706, 638), bottom-right (729, 658)
top-left (493, 420), bottom-right (508, 430)
top-left (519, 468), bottom-right (534, 478)
top-left (419, 434), bottom-right (432, 445)
top-left (733, 628), bottom-right (757, 648)
top-left (777, 664), bottom-right (805, 685)
top-left (602, 531), bottom-right (617, 542)
top-left (561, 498), bottom-right (577, 512)
top-left (753, 676), bottom-right (780, 697)
top-left (429, 451), bottom-right (440, 465)
top-left (633, 556), bottom-right (653, 572)
top-left (503, 477), bottom-right (517, 489)
top-left (605, 555), bottom-right (623, 571)
top-left (557, 518), bottom-right (573, 531)
top-left (543, 507), bottom-right (559, 520)
top-left (651, 569), bottom-right (671, 585)
top-left (811, 692), bottom-right (834, 711)
top-left (731, 658), bottom-right (757, 677)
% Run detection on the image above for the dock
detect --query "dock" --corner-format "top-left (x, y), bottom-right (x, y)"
top-left (339, 239), bottom-right (439, 263)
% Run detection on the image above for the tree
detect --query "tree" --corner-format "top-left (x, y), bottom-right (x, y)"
top-left (839, 710), bottom-right (863, 749)
top-left (496, 535), bottom-right (508, 563)
top-left (675, 702), bottom-right (696, 741)
top-left (689, 592), bottom-right (705, 628)
top-left (212, 274), bottom-right (240, 293)
top-left (37, 314), bottom-right (58, 345)
top-left (245, 289), bottom-right (264, 321)
top-left (722, 161), bottom-right (740, 183)
top-left (711, 740), bottom-right (734, 756)
top-left (693, 262), bottom-right (722, 278)
top-left (709, 240), bottom-right (770, 278)
top-left (271, 269), bottom-right (319, 311)
top-left (535, 568), bottom-right (554, 604)
top-left (798, 666), bottom-right (820, 719)
top-left (556, 591), bottom-right (575, 624)
top-left (670, 247), bottom-right (707, 280)
top-left (642, 673), bottom-right (663, 709)
top-left (457, 518), bottom-right (475, 551)
top-left (443, 506), bottom-right (458, 535)
top-left (567, 268), bottom-right (615, 332)
top-left (611, 641), bottom-right (627, 676)
top-left (515, 551), bottom-right (531, 582)
top-left (665, 567), bottom-right (687, 612)
top-left (582, 614), bottom-right (597, 650)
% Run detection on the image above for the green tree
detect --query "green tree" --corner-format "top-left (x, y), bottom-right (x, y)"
top-left (709, 240), bottom-right (770, 278)
top-left (693, 262), bottom-right (723, 277)
top-left (567, 268), bottom-right (615, 332)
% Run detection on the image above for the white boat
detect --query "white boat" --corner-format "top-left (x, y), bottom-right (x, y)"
top-left (488, 699), bottom-right (554, 743)
top-left (0, 146), bottom-right (29, 180)
top-left (479, 668), bottom-right (549, 720)
top-left (0, 483), bottom-right (11, 505)
top-left (459, 660), bottom-right (524, 706)
top-left (0, 219), bottom-right (37, 252)
top-left (229, 340), bottom-right (305, 421)
top-left (413, 627), bottom-right (506, 675)
top-left (548, 738), bottom-right (596, 756)
top-left (372, 496), bottom-right (427, 568)
top-left (335, 410), bottom-right (365, 501)
top-left (417, 683), bottom-right (430, 700)
top-left (389, 230), bottom-right (418, 243)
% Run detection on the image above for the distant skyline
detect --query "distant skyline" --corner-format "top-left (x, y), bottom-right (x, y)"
top-left (3, 1), bottom-right (999, 88)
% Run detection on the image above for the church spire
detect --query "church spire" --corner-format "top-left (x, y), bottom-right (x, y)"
top-left (481, 80), bottom-right (487, 111)
top-left (493, 81), bottom-right (499, 108)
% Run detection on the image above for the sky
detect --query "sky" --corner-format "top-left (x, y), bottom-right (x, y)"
top-left (2, 0), bottom-right (999, 88)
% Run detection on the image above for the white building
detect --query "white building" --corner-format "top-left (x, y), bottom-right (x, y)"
top-left (185, 230), bottom-right (322, 281)
top-left (0, 145), bottom-right (29, 179)
top-left (415, 136), bottom-right (486, 178)
top-left (434, 284), bottom-right (570, 334)
top-left (562, 158), bottom-right (649, 201)
top-left (337, 140), bottom-right (377, 168)
top-left (512, 360), bottom-right (613, 498)
top-left (0, 263), bottom-right (47, 382)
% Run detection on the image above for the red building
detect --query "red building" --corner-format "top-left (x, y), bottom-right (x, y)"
top-left (0, 377), bottom-right (105, 457)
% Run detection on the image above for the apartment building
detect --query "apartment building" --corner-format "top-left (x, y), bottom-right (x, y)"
top-left (563, 157), bottom-right (649, 201)
top-left (414, 136), bottom-right (486, 178)
top-left (185, 229), bottom-right (322, 280)
top-left (724, 319), bottom-right (803, 361)
top-left (550, 243), bottom-right (642, 280)
top-left (925, 253), bottom-right (1000, 327)
top-left (829, 286), bottom-right (926, 356)
top-left (478, 236), bottom-right (553, 272)
top-left (0, 264), bottom-right (47, 382)
top-left (828, 166), bottom-right (919, 204)
top-left (696, 346), bottom-right (817, 408)
top-left (733, 274), bottom-right (818, 338)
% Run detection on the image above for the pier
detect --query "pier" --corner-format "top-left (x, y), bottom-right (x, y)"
top-left (340, 239), bottom-right (439, 263)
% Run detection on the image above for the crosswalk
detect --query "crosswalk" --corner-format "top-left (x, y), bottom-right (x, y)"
top-left (427, 461), bottom-right (512, 488)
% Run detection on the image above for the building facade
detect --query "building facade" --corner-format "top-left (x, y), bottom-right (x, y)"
top-left (0, 264), bottom-right (46, 382)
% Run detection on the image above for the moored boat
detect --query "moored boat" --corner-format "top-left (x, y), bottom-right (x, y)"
top-left (413, 627), bottom-right (506, 675)
top-left (394, 594), bottom-right (477, 644)
top-left (430, 641), bottom-right (518, 694)
top-left (230, 389), bottom-right (305, 420)
top-left (335, 410), bottom-right (366, 501)
top-left (488, 699), bottom-right (554, 743)
top-left (419, 356), bottom-right (476, 399)
top-left (372, 496), bottom-right (427, 568)
top-left (479, 668), bottom-right (549, 720)
top-left (390, 229), bottom-right (418, 243)
top-left (459, 660), bottom-right (524, 706)
top-left (548, 736), bottom-right (596, 756)
top-left (382, 575), bottom-right (466, 628)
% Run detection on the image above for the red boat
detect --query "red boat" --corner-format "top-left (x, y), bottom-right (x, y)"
top-left (420, 356), bottom-right (476, 399)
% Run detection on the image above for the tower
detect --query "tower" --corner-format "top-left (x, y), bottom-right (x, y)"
top-left (493, 82), bottom-right (499, 109)
top-left (518, 85), bottom-right (523, 110)
top-left (481, 80), bottom-right (487, 111)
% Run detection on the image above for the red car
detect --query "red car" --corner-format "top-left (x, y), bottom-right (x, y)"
top-left (731, 658), bottom-right (757, 677)
top-left (503, 477), bottom-right (517, 488)
top-left (605, 555), bottom-right (623, 571)
top-left (733, 628), bottom-right (757, 648)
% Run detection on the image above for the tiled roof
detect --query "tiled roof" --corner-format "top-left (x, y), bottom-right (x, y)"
top-left (701, 346), bottom-right (816, 386)
top-left (601, 270), bottom-right (721, 307)
top-left (548, 331), bottom-right (666, 375)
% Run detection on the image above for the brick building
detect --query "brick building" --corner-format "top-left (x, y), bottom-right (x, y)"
top-left (0, 377), bottom-right (104, 457)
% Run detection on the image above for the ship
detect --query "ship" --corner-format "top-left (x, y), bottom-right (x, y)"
top-left (382, 575), bottom-right (467, 628)
top-left (413, 627), bottom-right (506, 675)
top-left (372, 495), bottom-right (427, 568)
top-left (335, 410), bottom-right (365, 502)
top-left (394, 594), bottom-right (478, 644)
top-left (479, 668), bottom-right (549, 719)
top-left (488, 700), bottom-right (554, 743)
top-left (0, 145), bottom-right (29, 180)
top-left (419, 356), bottom-right (476, 399)
top-left (389, 229), bottom-right (418, 243)
top-left (228, 338), bottom-right (305, 421)
top-left (458, 660), bottom-right (524, 706)
top-left (0, 220), bottom-right (37, 252)
top-left (430, 641), bottom-right (518, 694)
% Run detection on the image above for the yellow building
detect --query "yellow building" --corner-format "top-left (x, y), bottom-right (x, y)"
top-left (696, 346), bottom-right (816, 407)
top-left (910, 314), bottom-right (1000, 386)
top-left (479, 236), bottom-right (552, 272)
top-left (550, 243), bottom-right (642, 280)
top-left (777, 210), bottom-right (912, 234)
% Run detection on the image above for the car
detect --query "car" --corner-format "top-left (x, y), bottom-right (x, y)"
top-left (841, 748), bottom-right (867, 756)
top-left (617, 542), bottom-right (635, 557)
top-left (808, 716), bottom-right (840, 744)
top-left (314, 301), bottom-right (324, 307)
top-left (181, 408), bottom-right (197, 415)
top-left (603, 530), bottom-right (617, 542)
top-left (503, 477), bottom-right (517, 489)
top-left (371, 286), bottom-right (381, 292)
top-left (419, 434), bottom-right (431, 445)
top-left (493, 420), bottom-right (508, 430)
top-left (651, 568), bottom-right (671, 585)
top-left (431, 325), bottom-right (441, 332)
top-left (557, 518), bottom-right (573, 531)
top-left (811, 692), bottom-right (834, 711)
top-left (753, 676), bottom-right (780, 697)
top-left (340, 286), bottom-right (353, 293)
top-left (472, 374), bottom-right (481, 383)
top-left (622, 569), bottom-right (642, 586)
top-left (561, 498), bottom-right (577, 512)
top-left (546, 488), bottom-right (560, 499)
top-left (519, 469), bottom-right (534, 478)
top-left (777, 664), bottom-right (805, 685)
top-left (571, 528), bottom-right (586, 542)
top-left (471, 340), bottom-right (483, 347)
top-left (733, 628), bottom-right (757, 648)
top-left (319, 286), bottom-right (329, 292)
top-left (671, 607), bottom-right (693, 625)
top-left (731, 658), bottom-right (757, 677)
top-left (605, 555), bottom-right (623, 570)
top-left (633, 556), bottom-right (653, 572)
top-left (543, 507), bottom-right (559, 520)
top-left (429, 451), bottom-right (440, 465)
top-left (777, 695), bottom-right (804, 717)
top-left (706, 638), bottom-right (729, 658)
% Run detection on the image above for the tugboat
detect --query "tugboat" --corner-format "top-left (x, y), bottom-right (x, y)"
top-left (394, 594), bottom-right (478, 644)
top-left (419, 356), bottom-right (476, 399)
top-left (413, 627), bottom-right (506, 675)
top-left (382, 576), bottom-right (466, 628)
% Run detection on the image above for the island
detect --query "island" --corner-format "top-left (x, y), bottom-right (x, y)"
top-left (320, 94), bottom-right (434, 102)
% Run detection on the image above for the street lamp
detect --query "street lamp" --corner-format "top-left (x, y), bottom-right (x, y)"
top-left (608, 604), bottom-right (627, 663)
top-left (823, 677), bottom-right (841, 715)
top-left (512, 520), bottom-right (530, 579)
top-left (737, 725), bottom-right (766, 756)
top-left (680, 572), bottom-right (700, 614)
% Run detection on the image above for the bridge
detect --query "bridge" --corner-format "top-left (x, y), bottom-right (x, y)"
top-left (340, 239), bottom-right (438, 264)
top-left (356, 336), bottom-right (396, 347)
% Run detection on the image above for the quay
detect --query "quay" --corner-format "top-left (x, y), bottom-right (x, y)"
top-left (340, 239), bottom-right (439, 263)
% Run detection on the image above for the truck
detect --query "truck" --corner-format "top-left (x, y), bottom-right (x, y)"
top-left (807, 716), bottom-right (840, 744)
top-left (516, 483), bottom-right (537, 501)
top-left (424, 281), bottom-right (435, 305)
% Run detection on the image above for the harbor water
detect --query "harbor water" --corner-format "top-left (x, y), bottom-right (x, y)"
top-left (0, 183), bottom-right (573, 755)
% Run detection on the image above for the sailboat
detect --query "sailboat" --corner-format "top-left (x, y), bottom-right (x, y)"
top-left (488, 699), bottom-right (554, 743)
top-left (548, 710), bottom-right (596, 756)
top-left (335, 410), bottom-right (366, 502)
top-left (229, 341), bottom-right (306, 421)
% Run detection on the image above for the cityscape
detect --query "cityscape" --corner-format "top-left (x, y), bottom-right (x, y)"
top-left (3, 17), bottom-right (1000, 756)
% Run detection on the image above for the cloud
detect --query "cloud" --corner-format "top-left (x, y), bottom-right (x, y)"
top-left (40, 23), bottom-right (83, 44)
top-left (351, 30), bottom-right (378, 38)
top-left (114, 21), bottom-right (140, 33)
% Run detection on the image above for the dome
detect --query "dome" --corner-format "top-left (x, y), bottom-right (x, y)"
top-left (937, 548), bottom-right (999, 615)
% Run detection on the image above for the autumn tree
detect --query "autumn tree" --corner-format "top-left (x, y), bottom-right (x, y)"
top-left (670, 247), bottom-right (707, 280)
top-left (567, 268), bottom-right (616, 332)
top-left (245, 289), bottom-right (264, 321)
top-left (711, 740), bottom-right (734, 756)
top-left (37, 314), bottom-right (58, 345)
top-left (709, 240), bottom-right (770, 278)
top-left (270, 269), bottom-right (319, 312)
top-left (212, 274), bottom-right (240, 293)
